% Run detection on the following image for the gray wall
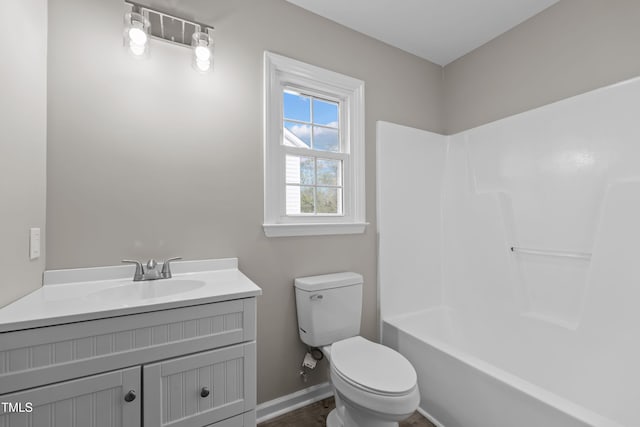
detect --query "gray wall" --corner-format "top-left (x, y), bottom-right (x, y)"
top-left (46, 0), bottom-right (443, 403)
top-left (443, 0), bottom-right (640, 134)
top-left (0, 0), bottom-right (47, 308)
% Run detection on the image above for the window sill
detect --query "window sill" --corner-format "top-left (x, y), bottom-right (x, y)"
top-left (263, 222), bottom-right (368, 237)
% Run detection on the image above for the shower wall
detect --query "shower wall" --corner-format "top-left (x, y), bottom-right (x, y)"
top-left (444, 77), bottom-right (640, 330)
top-left (379, 76), bottom-right (640, 333)
top-left (376, 122), bottom-right (447, 321)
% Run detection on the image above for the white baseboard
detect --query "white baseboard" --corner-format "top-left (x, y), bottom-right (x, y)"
top-left (256, 382), bottom-right (333, 424)
top-left (417, 406), bottom-right (445, 427)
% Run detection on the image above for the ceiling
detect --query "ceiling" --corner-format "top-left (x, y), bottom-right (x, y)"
top-left (286, 0), bottom-right (559, 66)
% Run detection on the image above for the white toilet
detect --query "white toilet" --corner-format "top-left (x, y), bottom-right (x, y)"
top-left (295, 272), bottom-right (420, 427)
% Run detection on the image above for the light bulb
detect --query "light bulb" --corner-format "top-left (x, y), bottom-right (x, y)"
top-left (124, 11), bottom-right (150, 58)
top-left (195, 45), bottom-right (211, 61)
top-left (195, 59), bottom-right (211, 72)
top-left (128, 27), bottom-right (148, 46)
top-left (129, 42), bottom-right (146, 56)
top-left (191, 31), bottom-right (213, 72)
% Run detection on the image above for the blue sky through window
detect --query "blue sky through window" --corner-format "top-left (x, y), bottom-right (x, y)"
top-left (284, 91), bottom-right (338, 126)
top-left (283, 91), bottom-right (310, 122)
top-left (283, 90), bottom-right (339, 151)
top-left (313, 99), bottom-right (338, 127)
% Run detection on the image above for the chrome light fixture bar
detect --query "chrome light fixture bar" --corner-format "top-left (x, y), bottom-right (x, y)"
top-left (124, 1), bottom-right (215, 72)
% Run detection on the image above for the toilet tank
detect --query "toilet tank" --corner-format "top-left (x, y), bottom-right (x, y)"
top-left (294, 272), bottom-right (363, 347)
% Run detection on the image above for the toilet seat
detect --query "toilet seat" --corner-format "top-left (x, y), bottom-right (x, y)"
top-left (330, 367), bottom-right (420, 419)
top-left (328, 336), bottom-right (420, 419)
top-left (330, 336), bottom-right (417, 396)
top-left (328, 337), bottom-right (420, 420)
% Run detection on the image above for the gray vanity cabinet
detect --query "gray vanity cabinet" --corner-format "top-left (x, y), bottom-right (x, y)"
top-left (0, 298), bottom-right (257, 427)
top-left (0, 367), bottom-right (141, 427)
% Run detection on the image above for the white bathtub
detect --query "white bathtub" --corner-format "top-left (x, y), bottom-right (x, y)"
top-left (382, 307), bottom-right (633, 427)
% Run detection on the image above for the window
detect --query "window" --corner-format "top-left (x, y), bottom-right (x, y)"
top-left (284, 92), bottom-right (343, 216)
top-left (263, 52), bottom-right (366, 237)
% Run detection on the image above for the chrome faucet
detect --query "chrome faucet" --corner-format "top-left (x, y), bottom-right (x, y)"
top-left (122, 257), bottom-right (182, 281)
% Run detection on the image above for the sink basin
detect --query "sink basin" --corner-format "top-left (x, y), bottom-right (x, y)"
top-left (85, 279), bottom-right (205, 303)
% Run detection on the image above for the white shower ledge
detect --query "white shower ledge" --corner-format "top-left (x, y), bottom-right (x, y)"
top-left (0, 258), bottom-right (262, 333)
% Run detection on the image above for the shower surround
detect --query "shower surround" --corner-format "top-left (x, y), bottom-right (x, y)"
top-left (377, 77), bottom-right (640, 427)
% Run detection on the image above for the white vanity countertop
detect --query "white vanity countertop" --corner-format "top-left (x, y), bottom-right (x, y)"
top-left (0, 258), bottom-right (262, 333)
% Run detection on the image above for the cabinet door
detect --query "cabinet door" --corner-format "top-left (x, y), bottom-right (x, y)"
top-left (0, 367), bottom-right (140, 427)
top-left (144, 342), bottom-right (256, 427)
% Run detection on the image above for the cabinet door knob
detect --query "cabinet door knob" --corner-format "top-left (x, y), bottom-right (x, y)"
top-left (124, 390), bottom-right (136, 402)
top-left (200, 386), bottom-right (210, 398)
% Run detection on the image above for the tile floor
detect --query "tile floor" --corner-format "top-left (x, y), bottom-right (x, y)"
top-left (257, 397), bottom-right (434, 427)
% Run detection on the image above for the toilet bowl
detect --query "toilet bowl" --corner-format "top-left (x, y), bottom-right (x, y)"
top-left (294, 272), bottom-right (420, 427)
top-left (323, 336), bottom-right (420, 427)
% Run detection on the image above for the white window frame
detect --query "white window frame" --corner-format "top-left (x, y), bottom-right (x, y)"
top-left (263, 52), bottom-right (366, 237)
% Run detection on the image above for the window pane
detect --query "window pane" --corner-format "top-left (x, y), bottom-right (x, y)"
top-left (313, 126), bottom-right (339, 152)
top-left (286, 186), bottom-right (316, 215)
top-left (286, 185), bottom-right (301, 215)
top-left (300, 186), bottom-right (315, 213)
top-left (317, 187), bottom-right (341, 214)
top-left (283, 90), bottom-right (310, 122)
top-left (286, 155), bottom-right (314, 185)
top-left (313, 99), bottom-right (339, 127)
top-left (284, 121), bottom-right (311, 148)
top-left (317, 158), bottom-right (341, 186)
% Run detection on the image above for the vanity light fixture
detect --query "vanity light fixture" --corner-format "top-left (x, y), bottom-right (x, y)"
top-left (124, 1), bottom-right (215, 72)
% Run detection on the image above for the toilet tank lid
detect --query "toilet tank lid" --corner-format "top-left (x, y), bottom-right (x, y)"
top-left (295, 272), bottom-right (363, 291)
